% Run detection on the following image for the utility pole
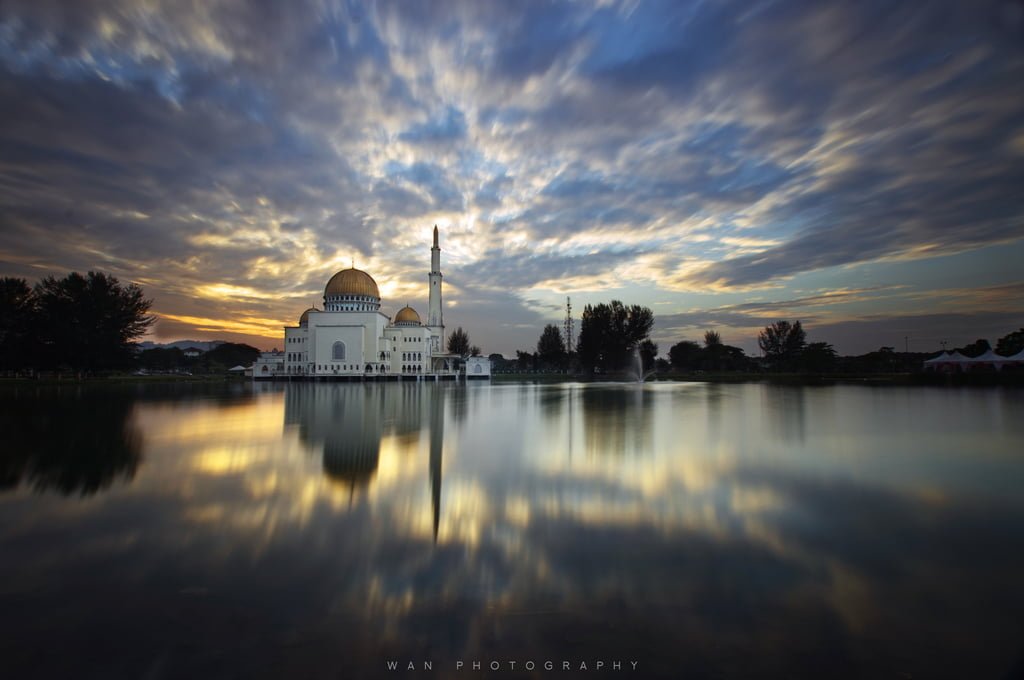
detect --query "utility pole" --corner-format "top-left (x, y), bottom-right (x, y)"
top-left (564, 297), bottom-right (574, 353)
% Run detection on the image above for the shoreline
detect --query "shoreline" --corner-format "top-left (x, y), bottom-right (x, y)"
top-left (2, 371), bottom-right (1021, 388)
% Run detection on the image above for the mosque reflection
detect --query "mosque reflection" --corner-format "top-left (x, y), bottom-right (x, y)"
top-left (283, 382), bottom-right (447, 540)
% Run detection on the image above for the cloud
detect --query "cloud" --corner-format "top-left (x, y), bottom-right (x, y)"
top-left (0, 0), bottom-right (1022, 353)
top-left (398, 105), bottom-right (467, 145)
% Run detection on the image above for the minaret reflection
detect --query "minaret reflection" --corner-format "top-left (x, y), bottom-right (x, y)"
top-left (429, 385), bottom-right (444, 543)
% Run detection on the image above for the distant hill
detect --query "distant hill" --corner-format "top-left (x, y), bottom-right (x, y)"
top-left (137, 340), bottom-right (225, 352)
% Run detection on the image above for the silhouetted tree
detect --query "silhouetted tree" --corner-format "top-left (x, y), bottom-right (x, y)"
top-left (201, 342), bottom-right (260, 371)
top-left (956, 338), bottom-right (991, 358)
top-left (758, 320), bottom-right (806, 369)
top-left (704, 330), bottom-right (722, 347)
top-left (469, 345), bottom-right (482, 357)
top-left (0, 277), bottom-right (36, 371)
top-left (447, 327), bottom-right (470, 356)
top-left (515, 350), bottom-right (535, 371)
top-left (576, 300), bottom-right (654, 373)
top-left (669, 340), bottom-right (703, 371)
top-left (138, 347), bottom-right (186, 372)
top-left (34, 271), bottom-right (154, 372)
top-left (996, 329), bottom-right (1024, 356)
top-left (801, 342), bottom-right (839, 373)
top-left (488, 353), bottom-right (508, 371)
top-left (537, 323), bottom-right (567, 369)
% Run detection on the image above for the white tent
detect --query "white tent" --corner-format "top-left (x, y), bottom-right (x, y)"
top-left (1005, 348), bottom-right (1024, 363)
top-left (923, 351), bottom-right (951, 366)
top-left (966, 349), bottom-right (1008, 370)
top-left (923, 350), bottom-right (972, 371)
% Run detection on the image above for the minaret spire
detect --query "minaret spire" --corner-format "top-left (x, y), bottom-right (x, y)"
top-left (428, 225), bottom-right (443, 331)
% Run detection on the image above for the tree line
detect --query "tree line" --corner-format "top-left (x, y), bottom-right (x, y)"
top-left (1, 273), bottom-right (155, 374)
top-left (505, 306), bottom-right (1024, 376)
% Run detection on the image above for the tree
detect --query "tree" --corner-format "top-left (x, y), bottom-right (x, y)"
top-left (668, 340), bottom-right (703, 371)
top-left (956, 338), bottom-right (990, 358)
top-left (34, 271), bottom-right (154, 372)
top-left (758, 320), bottom-right (806, 369)
top-left (996, 329), bottom-right (1024, 356)
top-left (801, 342), bottom-right (838, 373)
top-left (138, 347), bottom-right (186, 372)
top-left (202, 343), bottom-right (261, 372)
top-left (536, 324), bottom-right (567, 369)
top-left (576, 300), bottom-right (654, 373)
top-left (469, 345), bottom-right (482, 357)
top-left (704, 330), bottom-right (722, 347)
top-left (0, 277), bottom-right (36, 371)
top-left (515, 350), bottom-right (535, 371)
top-left (447, 327), bottom-right (470, 356)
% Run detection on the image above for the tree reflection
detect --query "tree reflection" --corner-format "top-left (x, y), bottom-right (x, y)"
top-left (762, 384), bottom-right (807, 444)
top-left (581, 385), bottom-right (654, 457)
top-left (0, 388), bottom-right (142, 496)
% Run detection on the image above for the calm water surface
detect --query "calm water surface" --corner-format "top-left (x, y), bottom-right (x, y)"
top-left (1, 381), bottom-right (1023, 679)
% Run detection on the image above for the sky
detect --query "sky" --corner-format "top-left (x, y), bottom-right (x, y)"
top-left (0, 0), bottom-right (1023, 357)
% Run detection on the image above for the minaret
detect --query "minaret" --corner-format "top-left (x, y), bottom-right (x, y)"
top-left (427, 225), bottom-right (443, 329)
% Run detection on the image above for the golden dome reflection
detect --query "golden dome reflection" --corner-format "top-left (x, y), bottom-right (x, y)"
top-left (324, 267), bottom-right (380, 299)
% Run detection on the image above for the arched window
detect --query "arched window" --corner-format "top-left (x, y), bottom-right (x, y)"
top-left (474, 364), bottom-right (482, 374)
top-left (333, 341), bottom-right (346, 361)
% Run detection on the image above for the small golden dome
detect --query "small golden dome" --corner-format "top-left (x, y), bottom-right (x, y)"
top-left (299, 307), bottom-right (318, 324)
top-left (394, 305), bottom-right (421, 324)
top-left (325, 267), bottom-right (380, 298)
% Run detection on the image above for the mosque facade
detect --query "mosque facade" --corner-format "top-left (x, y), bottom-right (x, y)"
top-left (255, 227), bottom-right (488, 380)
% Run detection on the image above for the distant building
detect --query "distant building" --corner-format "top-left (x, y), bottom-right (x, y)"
top-left (258, 227), bottom-right (488, 380)
top-left (465, 356), bottom-right (491, 379)
top-left (182, 347), bottom-right (204, 358)
top-left (253, 350), bottom-right (284, 377)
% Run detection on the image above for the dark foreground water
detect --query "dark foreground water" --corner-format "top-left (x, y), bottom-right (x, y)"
top-left (1, 381), bottom-right (1023, 679)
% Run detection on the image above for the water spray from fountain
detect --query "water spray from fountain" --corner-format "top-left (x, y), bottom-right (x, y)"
top-left (631, 345), bottom-right (656, 383)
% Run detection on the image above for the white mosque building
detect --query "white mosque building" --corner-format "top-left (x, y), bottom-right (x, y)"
top-left (254, 226), bottom-right (489, 380)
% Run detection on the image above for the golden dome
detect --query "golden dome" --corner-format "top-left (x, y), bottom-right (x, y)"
top-left (299, 307), bottom-right (318, 324)
top-left (394, 305), bottom-right (421, 324)
top-left (325, 267), bottom-right (380, 298)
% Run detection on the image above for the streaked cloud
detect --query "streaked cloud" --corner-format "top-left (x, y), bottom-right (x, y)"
top-left (0, 0), bottom-right (1022, 354)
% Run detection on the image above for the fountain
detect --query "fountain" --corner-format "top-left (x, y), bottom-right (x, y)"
top-left (630, 346), bottom-right (656, 382)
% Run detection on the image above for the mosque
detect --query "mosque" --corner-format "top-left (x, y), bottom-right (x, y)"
top-left (254, 226), bottom-right (490, 380)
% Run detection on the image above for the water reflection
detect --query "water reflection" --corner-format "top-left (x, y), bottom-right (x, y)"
top-left (762, 384), bottom-right (807, 444)
top-left (0, 387), bottom-right (142, 496)
top-left (283, 383), bottom-right (447, 540)
top-left (1, 382), bottom-right (1023, 678)
top-left (286, 384), bottom-right (384, 489)
top-left (581, 385), bottom-right (654, 458)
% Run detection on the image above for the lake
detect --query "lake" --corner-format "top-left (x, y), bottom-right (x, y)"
top-left (1, 381), bottom-right (1022, 678)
